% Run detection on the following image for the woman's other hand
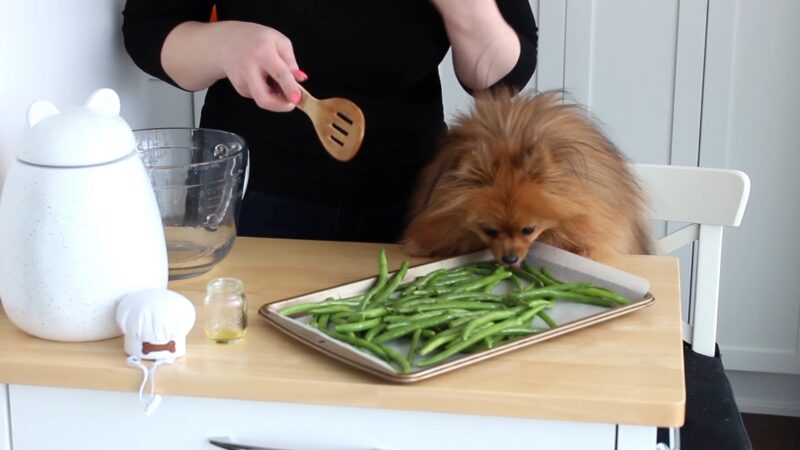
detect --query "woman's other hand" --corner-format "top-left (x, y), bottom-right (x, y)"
top-left (162, 21), bottom-right (308, 112)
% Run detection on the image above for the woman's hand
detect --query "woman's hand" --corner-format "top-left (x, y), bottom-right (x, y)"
top-left (162, 21), bottom-right (308, 112)
top-left (215, 21), bottom-right (307, 112)
top-left (430, 0), bottom-right (520, 90)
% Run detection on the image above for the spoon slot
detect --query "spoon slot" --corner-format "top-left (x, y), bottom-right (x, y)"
top-left (331, 122), bottom-right (349, 136)
top-left (336, 112), bottom-right (354, 125)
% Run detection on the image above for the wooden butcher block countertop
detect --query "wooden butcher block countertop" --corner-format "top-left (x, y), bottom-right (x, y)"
top-left (0, 237), bottom-right (685, 427)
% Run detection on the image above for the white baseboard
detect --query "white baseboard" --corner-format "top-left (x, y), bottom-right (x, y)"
top-left (726, 370), bottom-right (800, 417)
top-left (736, 398), bottom-right (800, 417)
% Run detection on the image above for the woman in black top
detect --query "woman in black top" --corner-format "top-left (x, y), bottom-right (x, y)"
top-left (122, 0), bottom-right (538, 243)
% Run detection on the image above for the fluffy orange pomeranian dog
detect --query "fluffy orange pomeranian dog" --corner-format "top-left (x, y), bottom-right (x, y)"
top-left (403, 89), bottom-right (654, 266)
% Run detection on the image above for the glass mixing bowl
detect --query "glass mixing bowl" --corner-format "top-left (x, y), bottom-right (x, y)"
top-left (134, 128), bottom-right (248, 280)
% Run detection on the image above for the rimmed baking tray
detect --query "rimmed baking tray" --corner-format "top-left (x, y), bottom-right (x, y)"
top-left (259, 243), bottom-right (654, 383)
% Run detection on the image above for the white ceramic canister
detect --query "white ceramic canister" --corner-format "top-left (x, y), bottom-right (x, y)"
top-left (0, 89), bottom-right (168, 341)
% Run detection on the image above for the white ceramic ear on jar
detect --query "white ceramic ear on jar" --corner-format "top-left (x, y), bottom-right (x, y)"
top-left (27, 101), bottom-right (60, 127)
top-left (85, 88), bottom-right (121, 116)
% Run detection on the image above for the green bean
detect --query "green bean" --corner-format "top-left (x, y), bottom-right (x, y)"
top-left (437, 291), bottom-right (505, 302)
top-left (335, 318), bottom-right (382, 333)
top-left (383, 311), bottom-right (445, 323)
top-left (540, 266), bottom-right (563, 285)
top-left (416, 317), bottom-right (525, 367)
top-left (517, 301), bottom-right (552, 321)
top-left (462, 307), bottom-right (524, 341)
top-left (330, 313), bottom-right (350, 325)
top-left (448, 311), bottom-right (489, 328)
top-left (432, 274), bottom-right (475, 287)
top-left (453, 267), bottom-right (512, 293)
top-left (537, 310), bottom-right (558, 329)
top-left (399, 268), bottom-right (447, 293)
top-left (385, 310), bottom-right (448, 328)
top-left (571, 286), bottom-right (631, 305)
top-left (382, 314), bottom-right (412, 323)
top-left (364, 323), bottom-right (386, 342)
top-left (280, 300), bottom-right (356, 316)
top-left (378, 343), bottom-right (412, 373)
top-left (368, 260), bottom-right (410, 308)
top-left (398, 275), bottom-right (424, 291)
top-left (421, 329), bottom-right (436, 338)
top-left (357, 248), bottom-right (389, 311)
top-left (509, 283), bottom-right (590, 299)
top-left (317, 314), bottom-right (330, 331)
top-left (550, 293), bottom-right (617, 307)
top-left (397, 292), bottom-right (502, 311)
top-left (521, 261), bottom-right (554, 286)
top-left (509, 288), bottom-right (617, 307)
top-left (417, 330), bottom-right (462, 356)
top-left (352, 307), bottom-right (389, 320)
top-left (398, 301), bottom-right (501, 314)
top-left (460, 262), bottom-right (500, 273)
top-left (509, 268), bottom-right (544, 287)
top-left (391, 294), bottom-right (428, 307)
top-left (498, 327), bottom-right (542, 336)
top-left (309, 305), bottom-right (354, 315)
top-left (482, 281), bottom-right (499, 293)
top-left (399, 289), bottom-right (436, 298)
top-left (391, 297), bottom-right (439, 309)
top-left (373, 313), bottom-right (462, 344)
top-left (407, 329), bottom-right (422, 360)
top-left (418, 321), bottom-right (495, 356)
top-left (324, 330), bottom-right (387, 360)
top-left (483, 330), bottom-right (541, 349)
top-left (428, 267), bottom-right (471, 281)
top-left (508, 273), bottom-right (523, 291)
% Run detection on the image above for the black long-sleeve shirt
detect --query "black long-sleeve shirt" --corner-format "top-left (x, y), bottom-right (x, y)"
top-left (122, 1), bottom-right (537, 207)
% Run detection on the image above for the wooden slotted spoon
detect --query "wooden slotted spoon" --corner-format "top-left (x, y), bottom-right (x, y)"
top-left (296, 85), bottom-right (365, 162)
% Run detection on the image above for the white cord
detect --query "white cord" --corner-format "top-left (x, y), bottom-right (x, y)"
top-left (127, 356), bottom-right (175, 415)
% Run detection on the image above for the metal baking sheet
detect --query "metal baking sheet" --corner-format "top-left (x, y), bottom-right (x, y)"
top-left (259, 243), bottom-right (654, 383)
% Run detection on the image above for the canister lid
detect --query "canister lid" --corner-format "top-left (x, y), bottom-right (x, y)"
top-left (19, 89), bottom-right (136, 167)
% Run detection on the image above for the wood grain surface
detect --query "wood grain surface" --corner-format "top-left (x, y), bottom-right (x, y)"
top-left (0, 238), bottom-right (685, 426)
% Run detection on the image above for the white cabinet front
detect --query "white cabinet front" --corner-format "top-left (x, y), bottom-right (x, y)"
top-left (9, 384), bottom-right (617, 450)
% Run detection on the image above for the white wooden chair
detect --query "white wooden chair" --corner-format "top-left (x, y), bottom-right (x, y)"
top-left (634, 163), bottom-right (752, 450)
top-left (634, 163), bottom-right (750, 357)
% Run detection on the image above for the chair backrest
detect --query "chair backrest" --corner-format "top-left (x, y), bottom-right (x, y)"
top-left (633, 163), bottom-right (751, 357)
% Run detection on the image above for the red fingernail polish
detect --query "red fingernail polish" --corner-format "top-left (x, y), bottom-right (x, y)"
top-left (294, 69), bottom-right (309, 80)
top-left (290, 92), bottom-right (301, 104)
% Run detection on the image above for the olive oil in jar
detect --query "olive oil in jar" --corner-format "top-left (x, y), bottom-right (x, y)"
top-left (204, 278), bottom-right (247, 344)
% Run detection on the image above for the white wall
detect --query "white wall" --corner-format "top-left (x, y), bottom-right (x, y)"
top-left (0, 0), bottom-right (192, 192)
top-left (700, 0), bottom-right (800, 415)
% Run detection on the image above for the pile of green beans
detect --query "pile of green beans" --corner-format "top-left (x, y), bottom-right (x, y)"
top-left (279, 249), bottom-right (630, 373)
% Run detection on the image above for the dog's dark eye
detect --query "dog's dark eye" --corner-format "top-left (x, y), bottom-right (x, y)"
top-left (521, 226), bottom-right (535, 235)
top-left (483, 226), bottom-right (499, 238)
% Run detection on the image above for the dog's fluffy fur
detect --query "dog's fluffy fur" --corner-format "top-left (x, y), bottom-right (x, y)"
top-left (403, 89), bottom-right (654, 265)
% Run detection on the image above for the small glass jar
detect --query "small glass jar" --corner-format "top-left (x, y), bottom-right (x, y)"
top-left (204, 277), bottom-right (247, 344)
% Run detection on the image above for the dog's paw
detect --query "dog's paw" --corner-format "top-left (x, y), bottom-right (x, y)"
top-left (401, 239), bottom-right (430, 257)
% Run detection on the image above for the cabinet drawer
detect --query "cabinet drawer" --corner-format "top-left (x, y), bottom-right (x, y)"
top-left (0, 386), bottom-right (9, 450)
top-left (10, 384), bottom-right (616, 450)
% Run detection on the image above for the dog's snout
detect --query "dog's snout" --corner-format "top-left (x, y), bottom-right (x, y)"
top-left (501, 253), bottom-right (519, 265)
